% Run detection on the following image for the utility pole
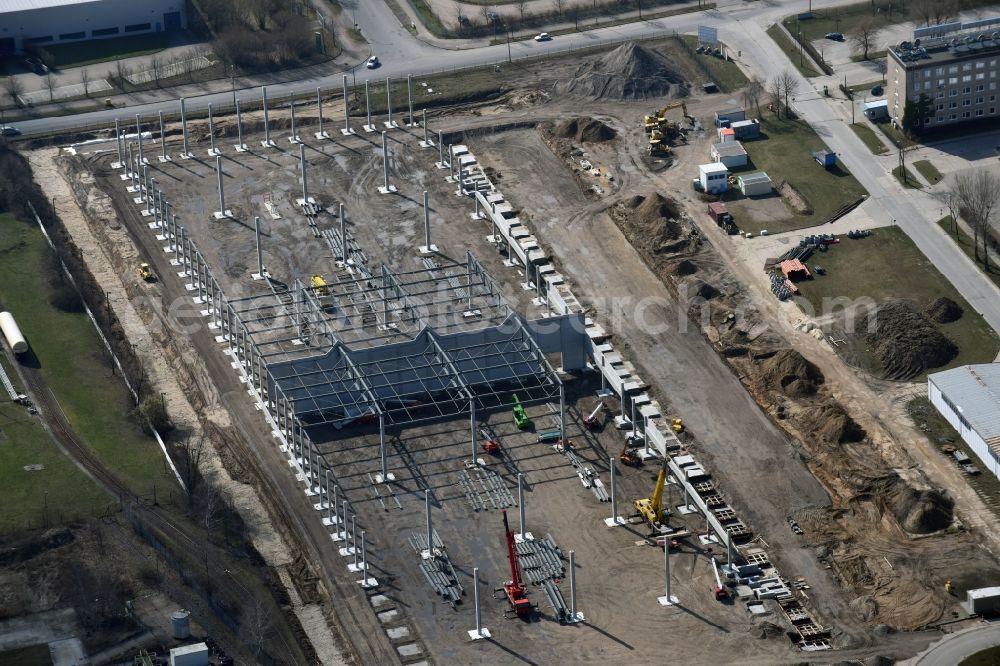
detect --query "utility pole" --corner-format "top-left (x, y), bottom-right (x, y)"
top-left (506, 28), bottom-right (512, 63)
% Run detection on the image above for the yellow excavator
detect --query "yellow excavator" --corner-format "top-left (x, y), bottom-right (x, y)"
top-left (311, 274), bottom-right (330, 296)
top-left (634, 458), bottom-right (669, 528)
top-left (643, 101), bottom-right (689, 134)
top-left (648, 128), bottom-right (670, 156)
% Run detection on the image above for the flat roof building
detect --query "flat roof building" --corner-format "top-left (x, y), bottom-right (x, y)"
top-left (928, 363), bottom-right (1000, 479)
top-left (886, 17), bottom-right (1000, 129)
top-left (0, 0), bottom-right (186, 54)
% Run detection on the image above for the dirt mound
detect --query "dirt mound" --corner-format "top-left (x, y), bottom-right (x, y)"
top-left (803, 401), bottom-right (866, 443)
top-left (554, 117), bottom-right (617, 143)
top-left (633, 193), bottom-right (681, 228)
top-left (675, 259), bottom-right (698, 276)
top-left (864, 474), bottom-right (954, 534)
top-left (556, 43), bottom-right (689, 100)
top-left (753, 621), bottom-right (785, 639)
top-left (859, 300), bottom-right (958, 380)
top-left (925, 296), bottom-right (964, 323)
top-left (761, 349), bottom-right (824, 397)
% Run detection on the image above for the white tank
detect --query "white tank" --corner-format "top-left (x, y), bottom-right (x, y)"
top-left (0, 312), bottom-right (27, 355)
top-left (170, 609), bottom-right (191, 639)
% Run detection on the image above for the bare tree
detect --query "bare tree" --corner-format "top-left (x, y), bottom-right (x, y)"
top-left (769, 70), bottom-right (799, 119)
top-left (199, 483), bottom-right (224, 532)
top-left (242, 597), bottom-right (274, 658)
top-left (911, 0), bottom-right (957, 26)
top-left (935, 188), bottom-right (961, 236)
top-left (79, 68), bottom-right (91, 97)
top-left (743, 75), bottom-right (764, 116)
top-left (952, 170), bottom-right (1000, 272)
top-left (553, 0), bottom-right (565, 16)
top-left (767, 75), bottom-right (782, 116)
top-left (45, 73), bottom-right (56, 102)
top-left (115, 59), bottom-right (131, 87)
top-left (4, 76), bottom-right (24, 107)
top-left (177, 435), bottom-right (206, 503)
top-left (850, 18), bottom-right (880, 61)
top-left (149, 55), bottom-right (162, 87)
top-left (516, 0), bottom-right (528, 24)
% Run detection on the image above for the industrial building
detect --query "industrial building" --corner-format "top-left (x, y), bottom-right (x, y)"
top-left (928, 363), bottom-right (1000, 479)
top-left (698, 162), bottom-right (729, 194)
top-left (885, 16), bottom-right (1000, 128)
top-left (0, 0), bottom-right (185, 54)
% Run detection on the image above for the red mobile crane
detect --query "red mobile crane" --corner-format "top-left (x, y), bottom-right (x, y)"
top-left (498, 510), bottom-right (532, 617)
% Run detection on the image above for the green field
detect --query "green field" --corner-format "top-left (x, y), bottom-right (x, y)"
top-left (0, 214), bottom-right (171, 499)
top-left (0, 354), bottom-right (109, 533)
top-left (676, 35), bottom-right (748, 93)
top-left (892, 165), bottom-right (923, 188)
top-left (766, 24), bottom-right (820, 78)
top-left (961, 645), bottom-right (1000, 666)
top-left (0, 644), bottom-right (54, 666)
top-left (850, 122), bottom-right (888, 155)
top-left (794, 226), bottom-right (1000, 375)
top-left (43, 33), bottom-right (169, 69)
top-left (914, 159), bottom-right (943, 185)
top-left (728, 114), bottom-right (868, 234)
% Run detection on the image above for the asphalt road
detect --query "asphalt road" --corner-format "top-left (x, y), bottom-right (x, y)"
top-left (902, 623), bottom-right (1000, 665)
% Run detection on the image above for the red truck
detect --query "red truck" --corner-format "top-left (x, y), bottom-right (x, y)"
top-left (707, 202), bottom-right (733, 226)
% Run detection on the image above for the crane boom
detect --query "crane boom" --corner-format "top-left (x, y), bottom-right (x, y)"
top-left (634, 458), bottom-right (669, 526)
top-left (501, 510), bottom-right (532, 616)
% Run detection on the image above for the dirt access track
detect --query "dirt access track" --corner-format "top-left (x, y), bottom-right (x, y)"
top-left (25, 39), bottom-right (1000, 664)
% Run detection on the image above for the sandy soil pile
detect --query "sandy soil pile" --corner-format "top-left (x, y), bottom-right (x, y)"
top-left (556, 43), bottom-right (689, 100)
top-left (802, 401), bottom-right (866, 443)
top-left (553, 117), bottom-right (617, 143)
top-left (858, 300), bottom-right (958, 379)
top-left (864, 474), bottom-right (955, 534)
top-left (760, 349), bottom-right (824, 398)
top-left (924, 296), bottom-right (964, 323)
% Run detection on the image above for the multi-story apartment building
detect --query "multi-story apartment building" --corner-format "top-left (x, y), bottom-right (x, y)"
top-left (886, 17), bottom-right (1000, 129)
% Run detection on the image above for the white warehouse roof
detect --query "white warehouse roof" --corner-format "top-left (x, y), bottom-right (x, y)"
top-left (0, 0), bottom-right (97, 11)
top-left (929, 363), bottom-right (1000, 448)
top-left (699, 162), bottom-right (729, 174)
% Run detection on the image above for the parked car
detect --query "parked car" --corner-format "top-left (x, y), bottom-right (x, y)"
top-left (0, 126), bottom-right (20, 137)
top-left (366, 56), bottom-right (380, 69)
top-left (534, 32), bottom-right (551, 42)
top-left (24, 57), bottom-right (48, 74)
top-left (825, 32), bottom-right (844, 41)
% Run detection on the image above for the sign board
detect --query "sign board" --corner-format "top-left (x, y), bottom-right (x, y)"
top-left (698, 25), bottom-right (718, 45)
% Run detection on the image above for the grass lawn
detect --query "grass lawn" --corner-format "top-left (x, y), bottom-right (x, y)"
top-left (676, 35), bottom-right (747, 93)
top-left (0, 214), bottom-right (172, 498)
top-left (727, 114), bottom-right (868, 234)
top-left (892, 165), bottom-right (923, 188)
top-left (794, 226), bottom-right (1000, 375)
top-left (913, 159), bottom-right (943, 185)
top-left (850, 122), bottom-right (888, 155)
top-left (961, 645), bottom-right (1000, 666)
top-left (44, 33), bottom-right (169, 69)
top-left (0, 353), bottom-right (109, 533)
top-left (908, 397), bottom-right (1000, 522)
top-left (766, 24), bottom-right (820, 78)
top-left (0, 645), bottom-right (54, 666)
top-left (938, 216), bottom-right (1000, 289)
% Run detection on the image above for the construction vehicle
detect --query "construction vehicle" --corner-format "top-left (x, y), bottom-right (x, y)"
top-left (496, 510), bottom-right (533, 617)
top-left (583, 402), bottom-right (605, 430)
top-left (634, 458), bottom-right (669, 529)
top-left (648, 128), bottom-right (671, 157)
top-left (619, 440), bottom-right (640, 467)
top-left (672, 418), bottom-right (684, 433)
top-left (480, 427), bottom-right (501, 455)
top-left (138, 263), bottom-right (155, 282)
top-left (512, 394), bottom-right (531, 430)
top-left (712, 557), bottom-right (732, 601)
top-left (643, 101), bottom-right (689, 134)
top-left (310, 274), bottom-right (330, 296)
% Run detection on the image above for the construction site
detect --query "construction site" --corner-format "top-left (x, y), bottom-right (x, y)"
top-left (9, 37), bottom-right (1000, 665)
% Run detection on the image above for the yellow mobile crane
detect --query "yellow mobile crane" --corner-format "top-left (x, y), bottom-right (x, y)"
top-left (634, 458), bottom-right (669, 528)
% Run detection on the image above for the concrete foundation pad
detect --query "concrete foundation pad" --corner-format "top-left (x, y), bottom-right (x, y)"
top-left (234, 144), bottom-right (249, 153)
top-left (322, 516), bottom-right (341, 527)
top-left (358, 576), bottom-right (379, 589)
top-left (251, 270), bottom-right (271, 281)
top-left (132, 196), bottom-right (144, 204)
top-left (157, 155), bottom-right (171, 163)
top-left (638, 449), bottom-right (659, 461)
top-left (179, 153), bottom-right (195, 160)
top-left (657, 595), bottom-right (679, 606)
top-left (340, 128), bottom-right (356, 136)
top-left (604, 516), bottom-right (626, 528)
top-left (434, 161), bottom-right (447, 169)
top-left (288, 136), bottom-right (302, 144)
top-left (348, 562), bottom-right (367, 573)
top-left (147, 221), bottom-right (160, 229)
top-left (213, 210), bottom-right (233, 220)
top-left (378, 185), bottom-right (398, 195)
top-left (314, 131), bottom-right (331, 140)
top-left (383, 120), bottom-right (399, 129)
top-left (206, 148), bottom-right (222, 157)
top-left (296, 197), bottom-right (318, 207)
top-left (514, 532), bottom-right (534, 543)
top-left (260, 140), bottom-right (277, 148)
top-left (419, 140), bottom-right (436, 148)
top-left (468, 628), bottom-right (492, 640)
top-left (470, 212), bottom-right (483, 220)
top-left (338, 547), bottom-right (357, 557)
top-left (363, 124), bottom-right (377, 133)
top-left (141, 209), bottom-right (153, 217)
top-left (699, 534), bottom-right (720, 546)
top-left (113, 163), bottom-right (125, 171)
top-left (418, 244), bottom-right (439, 255)
top-left (677, 504), bottom-right (697, 515)
top-left (566, 611), bottom-right (585, 624)
top-left (374, 473), bottom-right (395, 483)
top-left (331, 531), bottom-right (346, 542)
